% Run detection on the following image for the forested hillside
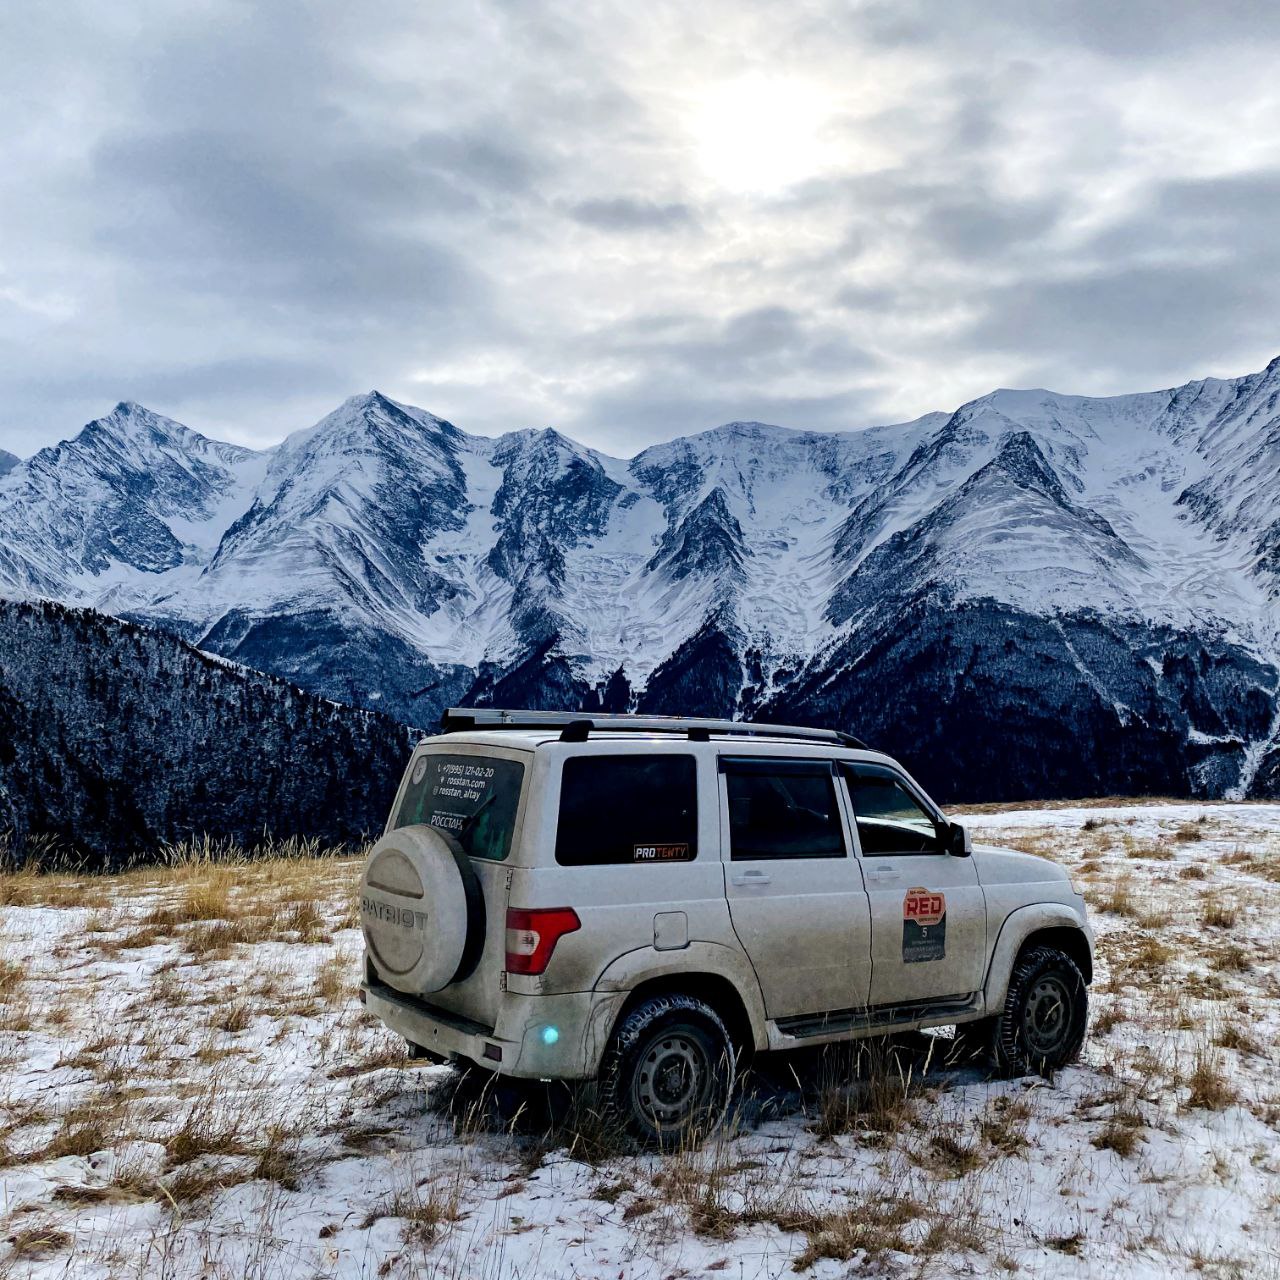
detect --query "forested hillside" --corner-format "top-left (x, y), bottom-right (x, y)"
top-left (0, 600), bottom-right (413, 866)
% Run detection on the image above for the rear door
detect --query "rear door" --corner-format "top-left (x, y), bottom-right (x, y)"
top-left (390, 746), bottom-right (528, 1027)
top-left (838, 762), bottom-right (985, 1007)
top-left (720, 757), bottom-right (872, 1020)
top-left (527, 748), bottom-right (730, 997)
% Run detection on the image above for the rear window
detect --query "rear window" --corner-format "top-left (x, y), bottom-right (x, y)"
top-left (724, 759), bottom-right (846, 860)
top-left (556, 755), bottom-right (698, 866)
top-left (394, 753), bottom-right (525, 862)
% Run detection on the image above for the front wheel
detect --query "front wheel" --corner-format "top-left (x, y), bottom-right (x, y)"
top-left (994, 946), bottom-right (1088, 1076)
top-left (598, 994), bottom-right (736, 1150)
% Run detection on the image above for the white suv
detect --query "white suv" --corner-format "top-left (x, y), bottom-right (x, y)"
top-left (360, 710), bottom-right (1092, 1146)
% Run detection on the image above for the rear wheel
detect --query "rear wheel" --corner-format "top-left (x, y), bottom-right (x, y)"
top-left (599, 994), bottom-right (736, 1150)
top-left (994, 946), bottom-right (1088, 1076)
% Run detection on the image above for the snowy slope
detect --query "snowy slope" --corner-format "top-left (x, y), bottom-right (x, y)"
top-left (0, 360), bottom-right (1277, 800)
top-left (4, 802), bottom-right (1279, 1279)
top-left (0, 448), bottom-right (17, 479)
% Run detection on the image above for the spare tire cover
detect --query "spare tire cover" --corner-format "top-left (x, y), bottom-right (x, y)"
top-left (360, 824), bottom-right (485, 994)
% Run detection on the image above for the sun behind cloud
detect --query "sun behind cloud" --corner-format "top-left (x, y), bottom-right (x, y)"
top-left (691, 74), bottom-right (834, 193)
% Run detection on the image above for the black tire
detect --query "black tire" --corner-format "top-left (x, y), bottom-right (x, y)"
top-left (993, 946), bottom-right (1088, 1077)
top-left (598, 994), bottom-right (736, 1150)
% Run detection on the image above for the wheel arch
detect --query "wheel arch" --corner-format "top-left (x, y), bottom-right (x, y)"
top-left (616, 973), bottom-right (756, 1062)
top-left (593, 942), bottom-right (768, 1057)
top-left (1017, 925), bottom-right (1093, 985)
top-left (983, 904), bottom-right (1094, 1011)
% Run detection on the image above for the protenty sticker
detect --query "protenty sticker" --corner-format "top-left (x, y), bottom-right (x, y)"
top-left (633, 843), bottom-right (692, 862)
top-left (902, 886), bottom-right (946, 963)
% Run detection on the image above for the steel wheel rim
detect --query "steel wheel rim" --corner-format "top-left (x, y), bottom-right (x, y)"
top-left (633, 1031), bottom-right (711, 1129)
top-left (1023, 974), bottom-right (1072, 1056)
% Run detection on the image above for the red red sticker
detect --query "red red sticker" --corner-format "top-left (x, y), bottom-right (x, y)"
top-left (903, 886), bottom-right (945, 926)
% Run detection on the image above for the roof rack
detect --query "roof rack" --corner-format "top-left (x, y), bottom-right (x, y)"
top-left (439, 707), bottom-right (869, 750)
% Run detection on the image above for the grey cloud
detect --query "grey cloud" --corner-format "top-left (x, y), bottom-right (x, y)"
top-left (614, 305), bottom-right (878, 383)
top-left (917, 195), bottom-right (1062, 261)
top-left (1148, 171), bottom-right (1280, 243)
top-left (965, 260), bottom-right (1280, 385)
top-left (989, 170), bottom-right (1280, 377)
top-left (857, 0), bottom-right (1274, 56)
top-left (90, 129), bottom-right (491, 319)
top-left (569, 198), bottom-right (696, 232)
top-left (798, 172), bottom-right (1061, 263)
top-left (1, 0), bottom-right (1279, 457)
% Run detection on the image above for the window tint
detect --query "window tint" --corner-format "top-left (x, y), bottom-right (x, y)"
top-left (725, 762), bottom-right (845, 860)
top-left (556, 755), bottom-right (698, 866)
top-left (395, 753), bottom-right (525, 861)
top-left (840, 763), bottom-right (943, 855)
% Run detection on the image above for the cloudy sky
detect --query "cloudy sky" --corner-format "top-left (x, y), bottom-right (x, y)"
top-left (2, 1), bottom-right (1278, 458)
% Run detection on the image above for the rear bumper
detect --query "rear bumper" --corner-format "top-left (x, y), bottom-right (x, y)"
top-left (362, 981), bottom-right (625, 1080)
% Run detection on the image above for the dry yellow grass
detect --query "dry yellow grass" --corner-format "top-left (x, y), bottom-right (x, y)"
top-left (315, 953), bottom-right (350, 1005)
top-left (1200, 894), bottom-right (1240, 929)
top-left (1095, 875), bottom-right (1139, 917)
top-left (6, 1223), bottom-right (74, 1258)
top-left (1185, 1045), bottom-right (1238, 1112)
top-left (950, 796), bottom-right (1272, 816)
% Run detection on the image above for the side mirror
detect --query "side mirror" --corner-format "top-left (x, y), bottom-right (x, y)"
top-left (945, 821), bottom-right (971, 857)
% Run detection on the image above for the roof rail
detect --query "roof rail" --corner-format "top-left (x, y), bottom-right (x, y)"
top-left (439, 707), bottom-right (868, 750)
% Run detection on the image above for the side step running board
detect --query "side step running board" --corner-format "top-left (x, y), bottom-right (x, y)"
top-left (776, 993), bottom-right (981, 1041)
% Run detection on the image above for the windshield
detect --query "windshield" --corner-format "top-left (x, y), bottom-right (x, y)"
top-left (394, 752), bottom-right (525, 861)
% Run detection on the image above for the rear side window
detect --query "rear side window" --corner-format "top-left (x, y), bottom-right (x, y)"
top-left (724, 760), bottom-right (846, 860)
top-left (395, 753), bottom-right (525, 862)
top-left (556, 755), bottom-right (698, 866)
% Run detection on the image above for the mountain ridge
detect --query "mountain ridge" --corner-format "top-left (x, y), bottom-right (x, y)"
top-left (1, 360), bottom-right (1278, 802)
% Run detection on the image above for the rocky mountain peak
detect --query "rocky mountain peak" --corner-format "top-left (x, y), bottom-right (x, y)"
top-left (646, 485), bottom-right (750, 586)
top-left (983, 430), bottom-right (1068, 497)
top-left (291, 390), bottom-right (460, 455)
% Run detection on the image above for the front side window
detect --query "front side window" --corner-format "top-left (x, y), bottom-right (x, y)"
top-left (725, 760), bottom-right (846, 860)
top-left (840, 763), bottom-right (943, 855)
top-left (395, 753), bottom-right (525, 861)
top-left (556, 755), bottom-right (698, 866)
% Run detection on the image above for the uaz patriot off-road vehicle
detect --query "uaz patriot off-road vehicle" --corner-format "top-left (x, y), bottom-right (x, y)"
top-left (360, 710), bottom-right (1092, 1145)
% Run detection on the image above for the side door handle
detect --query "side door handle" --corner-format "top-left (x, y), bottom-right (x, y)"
top-left (867, 865), bottom-right (901, 883)
top-left (731, 870), bottom-right (772, 886)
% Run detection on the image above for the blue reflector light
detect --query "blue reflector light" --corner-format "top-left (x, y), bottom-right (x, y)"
top-left (541, 1025), bottom-right (560, 1046)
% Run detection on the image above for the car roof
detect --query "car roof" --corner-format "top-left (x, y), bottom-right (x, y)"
top-left (432, 707), bottom-right (871, 749)
top-left (416, 728), bottom-right (896, 765)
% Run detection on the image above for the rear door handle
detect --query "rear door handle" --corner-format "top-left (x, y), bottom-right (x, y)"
top-left (731, 871), bottom-right (772, 886)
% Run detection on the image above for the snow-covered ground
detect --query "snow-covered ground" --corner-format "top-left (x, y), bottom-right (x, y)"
top-left (1, 803), bottom-right (1278, 1279)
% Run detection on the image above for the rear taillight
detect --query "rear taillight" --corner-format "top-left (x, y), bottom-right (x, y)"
top-left (505, 907), bottom-right (581, 976)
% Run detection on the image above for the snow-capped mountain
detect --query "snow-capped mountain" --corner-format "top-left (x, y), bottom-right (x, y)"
top-left (1, 361), bottom-right (1278, 803)
top-left (0, 449), bottom-right (18, 479)
top-left (0, 401), bottom-right (265, 603)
